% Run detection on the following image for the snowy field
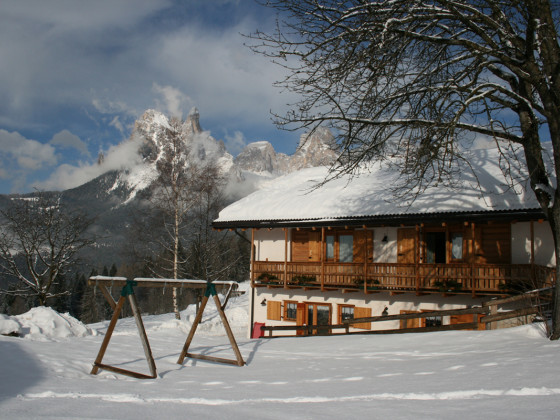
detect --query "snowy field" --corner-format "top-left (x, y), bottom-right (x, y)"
top-left (1, 284), bottom-right (560, 419)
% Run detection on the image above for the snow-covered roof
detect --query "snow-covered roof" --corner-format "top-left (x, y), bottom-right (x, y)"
top-left (215, 146), bottom-right (550, 227)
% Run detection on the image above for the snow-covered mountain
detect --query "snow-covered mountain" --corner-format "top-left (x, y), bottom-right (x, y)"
top-left (234, 127), bottom-right (336, 174)
top-left (0, 109), bottom-right (338, 267)
top-left (104, 108), bottom-right (337, 205)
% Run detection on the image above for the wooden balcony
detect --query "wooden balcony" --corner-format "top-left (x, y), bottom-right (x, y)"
top-left (252, 261), bottom-right (556, 296)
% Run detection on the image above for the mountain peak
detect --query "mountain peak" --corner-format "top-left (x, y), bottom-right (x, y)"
top-left (234, 128), bottom-right (337, 175)
top-left (183, 108), bottom-right (202, 135)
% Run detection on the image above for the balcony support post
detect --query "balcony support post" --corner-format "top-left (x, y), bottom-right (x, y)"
top-left (284, 228), bottom-right (288, 289)
top-left (250, 228), bottom-right (255, 288)
top-left (321, 227), bottom-right (325, 291)
top-left (471, 222), bottom-right (476, 298)
top-left (415, 224), bottom-right (420, 295)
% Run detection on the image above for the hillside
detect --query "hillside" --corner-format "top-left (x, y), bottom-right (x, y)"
top-left (0, 282), bottom-right (559, 419)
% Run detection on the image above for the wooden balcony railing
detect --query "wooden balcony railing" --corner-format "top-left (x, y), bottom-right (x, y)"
top-left (252, 261), bottom-right (556, 296)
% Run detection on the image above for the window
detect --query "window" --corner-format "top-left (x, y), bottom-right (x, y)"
top-left (451, 232), bottom-right (463, 260)
top-left (425, 316), bottom-right (442, 327)
top-left (326, 235), bottom-right (335, 260)
top-left (339, 305), bottom-right (354, 322)
top-left (285, 301), bottom-right (298, 321)
top-left (339, 235), bottom-right (354, 262)
top-left (325, 230), bottom-right (365, 262)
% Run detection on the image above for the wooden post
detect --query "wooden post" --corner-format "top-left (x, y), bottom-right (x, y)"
top-left (250, 228), bottom-right (255, 288)
top-left (177, 282), bottom-right (245, 367)
top-left (471, 222), bottom-right (476, 298)
top-left (91, 281), bottom-right (157, 379)
top-left (98, 284), bottom-right (117, 311)
top-left (321, 227), bottom-right (326, 291)
top-left (128, 293), bottom-right (157, 377)
top-left (91, 295), bottom-right (126, 375)
top-left (363, 229), bottom-right (368, 293)
top-left (212, 294), bottom-right (245, 366)
top-left (284, 228), bottom-right (288, 288)
top-left (415, 224), bottom-right (420, 294)
top-left (488, 302), bottom-right (498, 330)
top-left (177, 294), bottom-right (209, 364)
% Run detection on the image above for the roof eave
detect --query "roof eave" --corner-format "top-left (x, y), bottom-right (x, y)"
top-left (212, 208), bottom-right (547, 230)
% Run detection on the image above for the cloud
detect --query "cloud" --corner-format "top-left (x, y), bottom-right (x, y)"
top-left (152, 19), bottom-right (294, 127)
top-left (152, 83), bottom-right (192, 119)
top-left (50, 130), bottom-right (89, 155)
top-left (0, 1), bottom-right (299, 193)
top-left (109, 116), bottom-right (126, 136)
top-left (35, 136), bottom-right (144, 191)
top-left (0, 129), bottom-right (59, 192)
top-left (224, 130), bottom-right (248, 156)
top-left (0, 129), bottom-right (57, 170)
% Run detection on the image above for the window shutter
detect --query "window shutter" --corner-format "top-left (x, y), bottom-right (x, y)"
top-left (292, 230), bottom-right (309, 262)
top-left (354, 230), bottom-right (374, 263)
top-left (296, 303), bottom-right (306, 336)
top-left (267, 300), bottom-right (282, 321)
top-left (354, 231), bottom-right (365, 263)
top-left (353, 307), bottom-right (371, 330)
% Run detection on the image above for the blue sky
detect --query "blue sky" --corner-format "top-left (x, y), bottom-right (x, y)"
top-left (0, 0), bottom-right (298, 194)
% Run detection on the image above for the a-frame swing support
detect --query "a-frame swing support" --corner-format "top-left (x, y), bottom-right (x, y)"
top-left (177, 282), bottom-right (245, 367)
top-left (88, 276), bottom-right (245, 380)
top-left (90, 280), bottom-right (158, 379)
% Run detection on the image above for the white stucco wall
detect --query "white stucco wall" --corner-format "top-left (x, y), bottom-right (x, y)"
top-left (511, 221), bottom-right (555, 267)
top-left (254, 229), bottom-right (289, 261)
top-left (534, 221), bottom-right (555, 267)
top-left (511, 222), bottom-right (531, 264)
top-left (372, 227), bottom-right (398, 263)
top-left (251, 288), bottom-right (480, 336)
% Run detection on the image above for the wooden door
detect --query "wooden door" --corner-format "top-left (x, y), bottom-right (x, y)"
top-left (292, 229), bottom-right (322, 262)
top-left (292, 230), bottom-right (309, 262)
top-left (397, 228), bottom-right (416, 264)
top-left (353, 230), bottom-right (373, 263)
top-left (296, 303), bottom-right (306, 336)
top-left (308, 231), bottom-right (321, 262)
top-left (305, 303), bottom-right (332, 335)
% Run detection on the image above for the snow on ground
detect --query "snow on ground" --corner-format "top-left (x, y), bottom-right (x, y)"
top-left (1, 284), bottom-right (559, 419)
top-left (0, 307), bottom-right (95, 340)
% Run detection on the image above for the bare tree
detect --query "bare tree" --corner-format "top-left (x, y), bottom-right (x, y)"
top-left (145, 117), bottom-right (216, 319)
top-left (186, 163), bottom-right (250, 284)
top-left (250, 0), bottom-right (560, 338)
top-left (0, 192), bottom-right (95, 307)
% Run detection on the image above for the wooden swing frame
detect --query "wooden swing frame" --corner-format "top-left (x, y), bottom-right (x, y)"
top-left (88, 276), bottom-right (245, 379)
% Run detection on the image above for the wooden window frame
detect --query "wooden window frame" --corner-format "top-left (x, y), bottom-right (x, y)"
top-left (449, 231), bottom-right (465, 262)
top-left (284, 300), bottom-right (298, 321)
top-left (423, 225), bottom-right (469, 264)
top-left (422, 309), bottom-right (443, 327)
top-left (324, 229), bottom-right (364, 263)
top-left (338, 304), bottom-right (355, 324)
